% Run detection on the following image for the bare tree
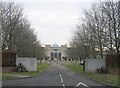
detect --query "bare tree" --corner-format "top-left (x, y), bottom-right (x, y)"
top-left (1, 2), bottom-right (44, 59)
top-left (69, 1), bottom-right (120, 60)
top-left (1, 2), bottom-right (22, 50)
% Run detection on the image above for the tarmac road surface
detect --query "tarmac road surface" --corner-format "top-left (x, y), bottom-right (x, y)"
top-left (2, 61), bottom-right (117, 88)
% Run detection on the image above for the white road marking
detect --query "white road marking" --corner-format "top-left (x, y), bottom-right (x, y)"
top-left (59, 74), bottom-right (62, 77)
top-left (59, 74), bottom-right (65, 88)
top-left (62, 84), bottom-right (65, 88)
top-left (76, 82), bottom-right (88, 87)
top-left (61, 78), bottom-right (64, 83)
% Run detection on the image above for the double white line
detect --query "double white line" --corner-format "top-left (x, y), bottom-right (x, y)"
top-left (59, 74), bottom-right (65, 88)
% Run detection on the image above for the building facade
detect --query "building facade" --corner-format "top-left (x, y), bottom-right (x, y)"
top-left (44, 44), bottom-right (68, 61)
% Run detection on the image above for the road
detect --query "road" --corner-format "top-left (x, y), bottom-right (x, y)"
top-left (2, 62), bottom-right (116, 88)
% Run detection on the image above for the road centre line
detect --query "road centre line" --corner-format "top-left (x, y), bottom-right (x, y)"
top-left (59, 74), bottom-right (62, 77)
top-left (61, 78), bottom-right (64, 83)
top-left (59, 74), bottom-right (65, 88)
top-left (59, 74), bottom-right (64, 83)
top-left (62, 84), bottom-right (65, 88)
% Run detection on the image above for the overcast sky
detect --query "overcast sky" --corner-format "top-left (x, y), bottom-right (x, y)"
top-left (12, 0), bottom-right (98, 46)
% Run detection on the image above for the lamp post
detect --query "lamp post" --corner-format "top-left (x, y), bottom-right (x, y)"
top-left (83, 43), bottom-right (87, 71)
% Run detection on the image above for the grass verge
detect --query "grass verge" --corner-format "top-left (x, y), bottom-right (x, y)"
top-left (10, 63), bottom-right (48, 76)
top-left (65, 63), bottom-right (119, 87)
top-left (0, 74), bottom-right (2, 79)
top-left (2, 75), bottom-right (17, 80)
top-left (2, 63), bottom-right (49, 79)
top-left (65, 63), bottom-right (83, 73)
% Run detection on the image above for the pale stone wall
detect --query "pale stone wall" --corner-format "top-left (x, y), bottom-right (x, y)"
top-left (44, 45), bottom-right (51, 58)
top-left (61, 45), bottom-right (68, 58)
top-left (85, 58), bottom-right (106, 72)
top-left (16, 57), bottom-right (37, 71)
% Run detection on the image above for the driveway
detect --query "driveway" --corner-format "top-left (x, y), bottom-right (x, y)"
top-left (2, 61), bottom-right (117, 88)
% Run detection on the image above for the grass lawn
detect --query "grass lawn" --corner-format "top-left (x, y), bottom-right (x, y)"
top-left (2, 75), bottom-right (17, 80)
top-left (3, 63), bottom-right (49, 77)
top-left (0, 72), bottom-right (17, 80)
top-left (65, 63), bottom-right (83, 73)
top-left (0, 74), bottom-right (2, 79)
top-left (65, 64), bottom-right (119, 87)
top-left (84, 72), bottom-right (119, 86)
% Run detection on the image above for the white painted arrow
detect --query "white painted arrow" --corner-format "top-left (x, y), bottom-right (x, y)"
top-left (76, 82), bottom-right (88, 87)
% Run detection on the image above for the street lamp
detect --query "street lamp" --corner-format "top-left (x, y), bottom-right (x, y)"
top-left (83, 43), bottom-right (87, 71)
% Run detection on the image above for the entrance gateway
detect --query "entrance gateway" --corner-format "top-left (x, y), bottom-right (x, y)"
top-left (44, 44), bottom-right (68, 61)
top-left (51, 49), bottom-right (61, 60)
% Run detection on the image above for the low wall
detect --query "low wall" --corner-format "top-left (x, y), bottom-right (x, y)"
top-left (2, 66), bottom-right (16, 72)
top-left (1, 51), bottom-right (16, 66)
top-left (16, 57), bottom-right (37, 71)
top-left (85, 58), bottom-right (106, 72)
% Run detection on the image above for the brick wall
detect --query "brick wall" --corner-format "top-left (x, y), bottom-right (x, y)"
top-left (2, 51), bottom-right (16, 66)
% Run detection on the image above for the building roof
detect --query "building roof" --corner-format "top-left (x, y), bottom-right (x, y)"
top-left (52, 44), bottom-right (60, 48)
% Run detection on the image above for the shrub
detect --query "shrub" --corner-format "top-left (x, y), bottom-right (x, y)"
top-left (97, 67), bottom-right (108, 74)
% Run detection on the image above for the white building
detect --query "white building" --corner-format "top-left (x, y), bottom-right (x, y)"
top-left (44, 44), bottom-right (68, 61)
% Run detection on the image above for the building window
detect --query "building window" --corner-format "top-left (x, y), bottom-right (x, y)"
top-left (55, 52), bottom-right (57, 58)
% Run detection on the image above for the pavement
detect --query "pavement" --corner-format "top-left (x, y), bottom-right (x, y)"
top-left (2, 61), bottom-right (118, 88)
